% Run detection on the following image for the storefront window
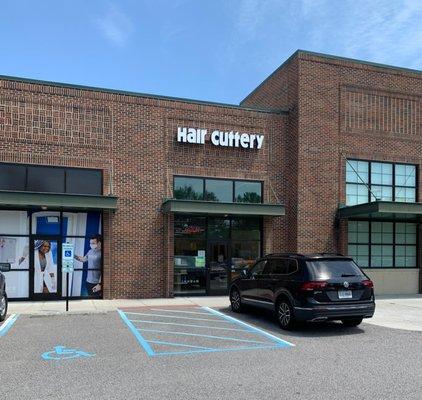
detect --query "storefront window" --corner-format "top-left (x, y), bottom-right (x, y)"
top-left (0, 209), bottom-right (103, 299)
top-left (173, 215), bottom-right (261, 295)
top-left (204, 179), bottom-right (232, 202)
top-left (173, 176), bottom-right (263, 204)
top-left (174, 216), bottom-right (206, 295)
top-left (207, 218), bottom-right (230, 239)
top-left (174, 177), bottom-right (204, 200)
top-left (0, 163), bottom-right (102, 195)
top-left (348, 220), bottom-right (417, 268)
top-left (234, 181), bottom-right (262, 203)
top-left (346, 160), bottom-right (417, 205)
top-left (232, 217), bottom-right (260, 240)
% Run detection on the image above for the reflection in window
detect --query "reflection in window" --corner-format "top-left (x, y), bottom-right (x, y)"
top-left (174, 177), bottom-right (204, 200)
top-left (234, 181), bottom-right (262, 203)
top-left (207, 218), bottom-right (230, 239)
top-left (204, 179), bottom-right (232, 202)
top-left (173, 176), bottom-right (263, 203)
top-left (348, 220), bottom-right (417, 268)
top-left (231, 217), bottom-right (260, 240)
top-left (346, 160), bottom-right (417, 205)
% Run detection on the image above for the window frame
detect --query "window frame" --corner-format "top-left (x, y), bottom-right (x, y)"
top-left (345, 159), bottom-right (418, 205)
top-left (0, 162), bottom-right (103, 195)
top-left (173, 175), bottom-right (263, 203)
top-left (348, 219), bottom-right (418, 269)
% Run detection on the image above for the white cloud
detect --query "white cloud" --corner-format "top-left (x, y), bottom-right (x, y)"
top-left (221, 0), bottom-right (422, 76)
top-left (94, 3), bottom-right (134, 46)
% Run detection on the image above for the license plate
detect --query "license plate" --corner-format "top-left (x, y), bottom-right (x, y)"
top-left (338, 290), bottom-right (353, 299)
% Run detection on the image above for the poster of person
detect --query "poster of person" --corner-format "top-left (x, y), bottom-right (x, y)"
top-left (33, 240), bottom-right (57, 294)
top-left (73, 235), bottom-right (102, 298)
top-left (0, 210), bottom-right (102, 299)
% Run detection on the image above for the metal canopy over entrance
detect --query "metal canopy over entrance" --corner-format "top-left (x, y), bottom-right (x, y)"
top-left (0, 191), bottom-right (118, 211)
top-left (337, 201), bottom-right (422, 221)
top-left (162, 198), bottom-right (285, 217)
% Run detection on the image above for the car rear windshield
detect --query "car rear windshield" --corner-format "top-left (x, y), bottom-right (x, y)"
top-left (306, 259), bottom-right (365, 279)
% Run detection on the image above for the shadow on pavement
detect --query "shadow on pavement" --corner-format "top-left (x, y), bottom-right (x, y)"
top-left (218, 306), bottom-right (366, 339)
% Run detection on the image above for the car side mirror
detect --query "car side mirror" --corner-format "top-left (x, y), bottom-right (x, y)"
top-left (241, 268), bottom-right (249, 278)
top-left (0, 262), bottom-right (11, 272)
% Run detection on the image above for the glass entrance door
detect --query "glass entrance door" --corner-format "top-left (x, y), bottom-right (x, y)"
top-left (30, 237), bottom-right (61, 300)
top-left (207, 241), bottom-right (229, 295)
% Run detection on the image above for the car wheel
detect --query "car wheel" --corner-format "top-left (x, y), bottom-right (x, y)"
top-left (341, 318), bottom-right (363, 327)
top-left (276, 299), bottom-right (296, 330)
top-left (230, 288), bottom-right (243, 312)
top-left (0, 293), bottom-right (7, 322)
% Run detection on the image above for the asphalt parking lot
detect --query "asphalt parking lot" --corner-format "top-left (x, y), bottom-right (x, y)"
top-left (1, 306), bottom-right (421, 400)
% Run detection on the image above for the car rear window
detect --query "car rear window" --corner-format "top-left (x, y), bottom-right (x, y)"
top-left (306, 259), bottom-right (365, 279)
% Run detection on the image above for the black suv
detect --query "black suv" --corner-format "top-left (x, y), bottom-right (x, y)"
top-left (229, 253), bottom-right (375, 330)
top-left (0, 263), bottom-right (11, 322)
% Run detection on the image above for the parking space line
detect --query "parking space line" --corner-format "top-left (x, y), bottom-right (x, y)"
top-left (118, 310), bottom-right (155, 356)
top-left (203, 307), bottom-right (295, 347)
top-left (148, 308), bottom-right (212, 316)
top-left (118, 308), bottom-right (295, 357)
top-left (0, 314), bottom-right (19, 337)
top-left (147, 340), bottom-right (217, 350)
top-left (124, 312), bottom-right (230, 323)
top-left (136, 328), bottom-right (272, 344)
top-left (130, 319), bottom-right (246, 331)
top-left (153, 344), bottom-right (287, 357)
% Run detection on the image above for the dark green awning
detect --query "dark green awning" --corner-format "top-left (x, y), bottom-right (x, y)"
top-left (338, 201), bottom-right (422, 221)
top-left (0, 190), bottom-right (118, 211)
top-left (162, 198), bottom-right (285, 217)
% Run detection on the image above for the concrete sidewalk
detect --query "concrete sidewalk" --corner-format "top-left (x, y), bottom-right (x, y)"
top-left (8, 294), bottom-right (422, 332)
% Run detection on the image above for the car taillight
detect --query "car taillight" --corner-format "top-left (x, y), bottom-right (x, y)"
top-left (362, 279), bottom-right (374, 288)
top-left (300, 281), bottom-right (328, 291)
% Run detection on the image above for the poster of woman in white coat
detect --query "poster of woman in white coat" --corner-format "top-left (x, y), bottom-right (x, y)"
top-left (33, 240), bottom-right (57, 294)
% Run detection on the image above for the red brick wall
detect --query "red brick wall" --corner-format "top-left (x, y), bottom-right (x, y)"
top-left (243, 51), bottom-right (422, 285)
top-left (0, 78), bottom-right (288, 298)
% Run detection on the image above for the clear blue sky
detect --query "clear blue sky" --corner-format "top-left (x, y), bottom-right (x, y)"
top-left (1, 0), bottom-right (421, 104)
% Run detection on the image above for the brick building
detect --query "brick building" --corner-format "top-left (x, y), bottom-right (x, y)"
top-left (0, 50), bottom-right (421, 301)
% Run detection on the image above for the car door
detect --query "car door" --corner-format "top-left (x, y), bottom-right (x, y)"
top-left (258, 258), bottom-right (289, 305)
top-left (240, 259), bottom-right (266, 301)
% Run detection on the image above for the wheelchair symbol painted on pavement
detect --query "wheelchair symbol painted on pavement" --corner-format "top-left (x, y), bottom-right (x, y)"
top-left (42, 345), bottom-right (95, 361)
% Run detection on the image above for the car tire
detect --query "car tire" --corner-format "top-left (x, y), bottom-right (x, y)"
top-left (0, 292), bottom-right (7, 322)
top-left (341, 318), bottom-right (363, 327)
top-left (230, 287), bottom-right (243, 312)
top-left (276, 299), bottom-right (296, 330)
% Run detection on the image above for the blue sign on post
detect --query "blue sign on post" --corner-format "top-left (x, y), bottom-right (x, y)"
top-left (62, 243), bottom-right (75, 311)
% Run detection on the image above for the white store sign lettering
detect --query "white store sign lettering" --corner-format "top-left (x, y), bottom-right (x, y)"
top-left (177, 127), bottom-right (264, 149)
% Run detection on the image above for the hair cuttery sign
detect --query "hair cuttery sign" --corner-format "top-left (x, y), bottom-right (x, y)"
top-left (177, 127), bottom-right (264, 149)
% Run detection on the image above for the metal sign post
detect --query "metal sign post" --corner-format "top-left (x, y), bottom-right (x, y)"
top-left (62, 243), bottom-right (75, 312)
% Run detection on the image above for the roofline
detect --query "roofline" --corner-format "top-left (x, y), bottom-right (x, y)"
top-left (0, 73), bottom-right (288, 115)
top-left (241, 49), bottom-right (422, 105)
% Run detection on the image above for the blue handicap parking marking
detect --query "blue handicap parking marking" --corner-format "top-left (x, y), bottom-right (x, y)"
top-left (42, 345), bottom-right (95, 361)
top-left (118, 307), bottom-right (294, 357)
top-left (0, 314), bottom-right (19, 337)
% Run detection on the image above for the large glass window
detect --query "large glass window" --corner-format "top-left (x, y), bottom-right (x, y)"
top-left (234, 181), bottom-right (262, 203)
top-left (204, 179), bottom-right (232, 202)
top-left (173, 215), bottom-right (262, 295)
top-left (348, 220), bottom-right (417, 268)
top-left (174, 216), bottom-right (206, 295)
top-left (346, 160), bottom-right (417, 205)
top-left (0, 210), bottom-right (103, 299)
top-left (174, 177), bottom-right (204, 200)
top-left (66, 169), bottom-right (103, 195)
top-left (173, 176), bottom-right (262, 204)
top-left (0, 163), bottom-right (102, 195)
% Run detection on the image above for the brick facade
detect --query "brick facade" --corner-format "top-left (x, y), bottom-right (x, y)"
top-left (1, 50), bottom-right (421, 298)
